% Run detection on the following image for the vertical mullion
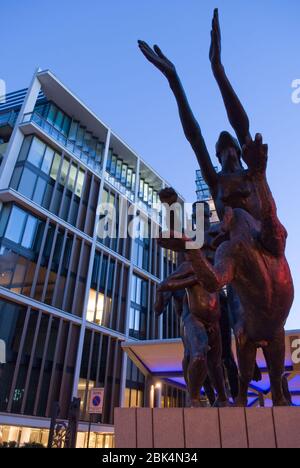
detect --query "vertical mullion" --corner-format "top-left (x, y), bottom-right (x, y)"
top-left (109, 339), bottom-right (119, 421)
top-left (146, 279), bottom-right (151, 340)
top-left (41, 225), bottom-right (59, 303)
top-left (71, 239), bottom-right (85, 315)
top-left (58, 322), bottom-right (73, 406)
top-left (102, 255), bottom-right (111, 326)
top-left (45, 319), bottom-right (64, 417)
top-left (33, 315), bottom-right (53, 415)
top-left (75, 168), bottom-right (88, 230)
top-left (115, 264), bottom-right (125, 333)
top-left (58, 158), bottom-right (72, 219)
top-left (148, 220), bottom-right (153, 274)
top-left (95, 251), bottom-right (104, 323)
top-left (61, 234), bottom-right (77, 311)
top-left (102, 336), bottom-right (112, 422)
top-left (121, 200), bottom-right (129, 259)
top-left (7, 307), bottom-right (31, 411)
top-left (83, 331), bottom-right (95, 418)
top-left (30, 219), bottom-right (50, 298)
top-left (21, 310), bottom-right (43, 413)
top-left (51, 229), bottom-right (68, 306)
top-left (83, 173), bottom-right (95, 234)
top-left (115, 194), bottom-right (121, 255)
top-left (95, 333), bottom-right (104, 386)
top-left (66, 164), bottom-right (80, 224)
top-left (108, 259), bottom-right (118, 330)
top-left (49, 152), bottom-right (65, 213)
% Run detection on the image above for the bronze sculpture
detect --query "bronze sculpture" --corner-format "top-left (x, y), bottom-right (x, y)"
top-left (139, 9), bottom-right (294, 406)
top-left (159, 136), bottom-right (294, 407)
top-left (156, 191), bottom-right (229, 407)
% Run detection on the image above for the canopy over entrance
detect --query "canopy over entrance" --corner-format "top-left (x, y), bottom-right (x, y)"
top-left (122, 331), bottom-right (300, 406)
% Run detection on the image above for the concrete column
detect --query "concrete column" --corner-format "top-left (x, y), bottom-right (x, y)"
top-left (0, 68), bottom-right (42, 189)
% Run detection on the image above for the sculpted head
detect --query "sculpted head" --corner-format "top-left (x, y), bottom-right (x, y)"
top-left (159, 187), bottom-right (178, 206)
top-left (216, 131), bottom-right (242, 172)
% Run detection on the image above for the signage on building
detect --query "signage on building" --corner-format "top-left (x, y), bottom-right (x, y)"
top-left (88, 388), bottom-right (105, 415)
top-left (290, 335), bottom-right (300, 372)
top-left (0, 339), bottom-right (6, 364)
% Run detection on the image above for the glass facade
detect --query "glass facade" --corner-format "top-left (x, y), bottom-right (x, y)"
top-left (0, 425), bottom-right (114, 449)
top-left (105, 149), bottom-right (136, 201)
top-left (26, 101), bottom-right (105, 174)
top-left (0, 203), bottom-right (91, 316)
top-left (98, 187), bottom-right (132, 259)
top-left (10, 135), bottom-right (99, 236)
top-left (196, 168), bottom-right (219, 224)
top-left (87, 250), bottom-right (129, 332)
top-left (0, 75), bottom-right (183, 447)
top-left (0, 298), bottom-right (80, 418)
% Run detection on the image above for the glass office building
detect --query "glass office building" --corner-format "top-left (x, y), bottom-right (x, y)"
top-left (195, 168), bottom-right (219, 224)
top-left (0, 70), bottom-right (184, 448)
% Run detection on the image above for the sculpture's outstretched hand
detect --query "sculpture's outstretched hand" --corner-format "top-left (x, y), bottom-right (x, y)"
top-left (138, 41), bottom-right (176, 79)
top-left (242, 133), bottom-right (268, 174)
top-left (209, 8), bottom-right (222, 68)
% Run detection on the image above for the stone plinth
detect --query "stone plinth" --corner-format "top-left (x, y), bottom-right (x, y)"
top-left (115, 407), bottom-right (300, 449)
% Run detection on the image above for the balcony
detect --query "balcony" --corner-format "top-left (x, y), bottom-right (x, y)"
top-left (0, 110), bottom-right (17, 141)
top-left (22, 111), bottom-right (103, 175)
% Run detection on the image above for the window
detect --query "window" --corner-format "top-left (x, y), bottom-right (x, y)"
top-left (130, 275), bottom-right (148, 339)
top-left (50, 153), bottom-right (61, 180)
top-left (148, 187), bottom-right (153, 207)
top-left (60, 159), bottom-right (69, 185)
top-left (47, 104), bottom-right (57, 125)
top-left (139, 179), bottom-right (144, 199)
top-left (126, 168), bottom-right (133, 189)
top-left (69, 121), bottom-right (79, 141)
top-left (110, 155), bottom-right (117, 176)
top-left (41, 147), bottom-right (54, 175)
top-left (21, 216), bottom-right (38, 249)
top-left (121, 164), bottom-right (128, 185)
top-left (75, 169), bottom-right (85, 197)
top-left (77, 127), bottom-right (85, 147)
top-left (133, 220), bottom-right (150, 271)
top-left (18, 168), bottom-right (37, 199)
top-left (143, 182), bottom-right (149, 203)
top-left (4, 206), bottom-right (39, 249)
top-left (115, 160), bottom-right (122, 180)
top-left (87, 290), bottom-right (105, 325)
top-left (95, 143), bottom-right (103, 163)
top-left (61, 115), bottom-right (71, 137)
top-left (33, 177), bottom-right (47, 205)
top-left (27, 137), bottom-right (46, 168)
top-left (5, 206), bottom-right (27, 244)
top-left (67, 163), bottom-right (77, 191)
top-left (131, 173), bottom-right (136, 192)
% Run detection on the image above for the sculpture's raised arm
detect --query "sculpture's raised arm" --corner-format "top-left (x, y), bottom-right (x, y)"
top-left (242, 134), bottom-right (287, 257)
top-left (210, 9), bottom-right (251, 147)
top-left (138, 40), bottom-right (218, 190)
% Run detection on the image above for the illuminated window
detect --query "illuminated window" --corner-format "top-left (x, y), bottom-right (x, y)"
top-left (87, 290), bottom-right (105, 325)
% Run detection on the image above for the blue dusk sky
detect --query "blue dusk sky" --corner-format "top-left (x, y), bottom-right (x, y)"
top-left (1, 0), bottom-right (299, 329)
